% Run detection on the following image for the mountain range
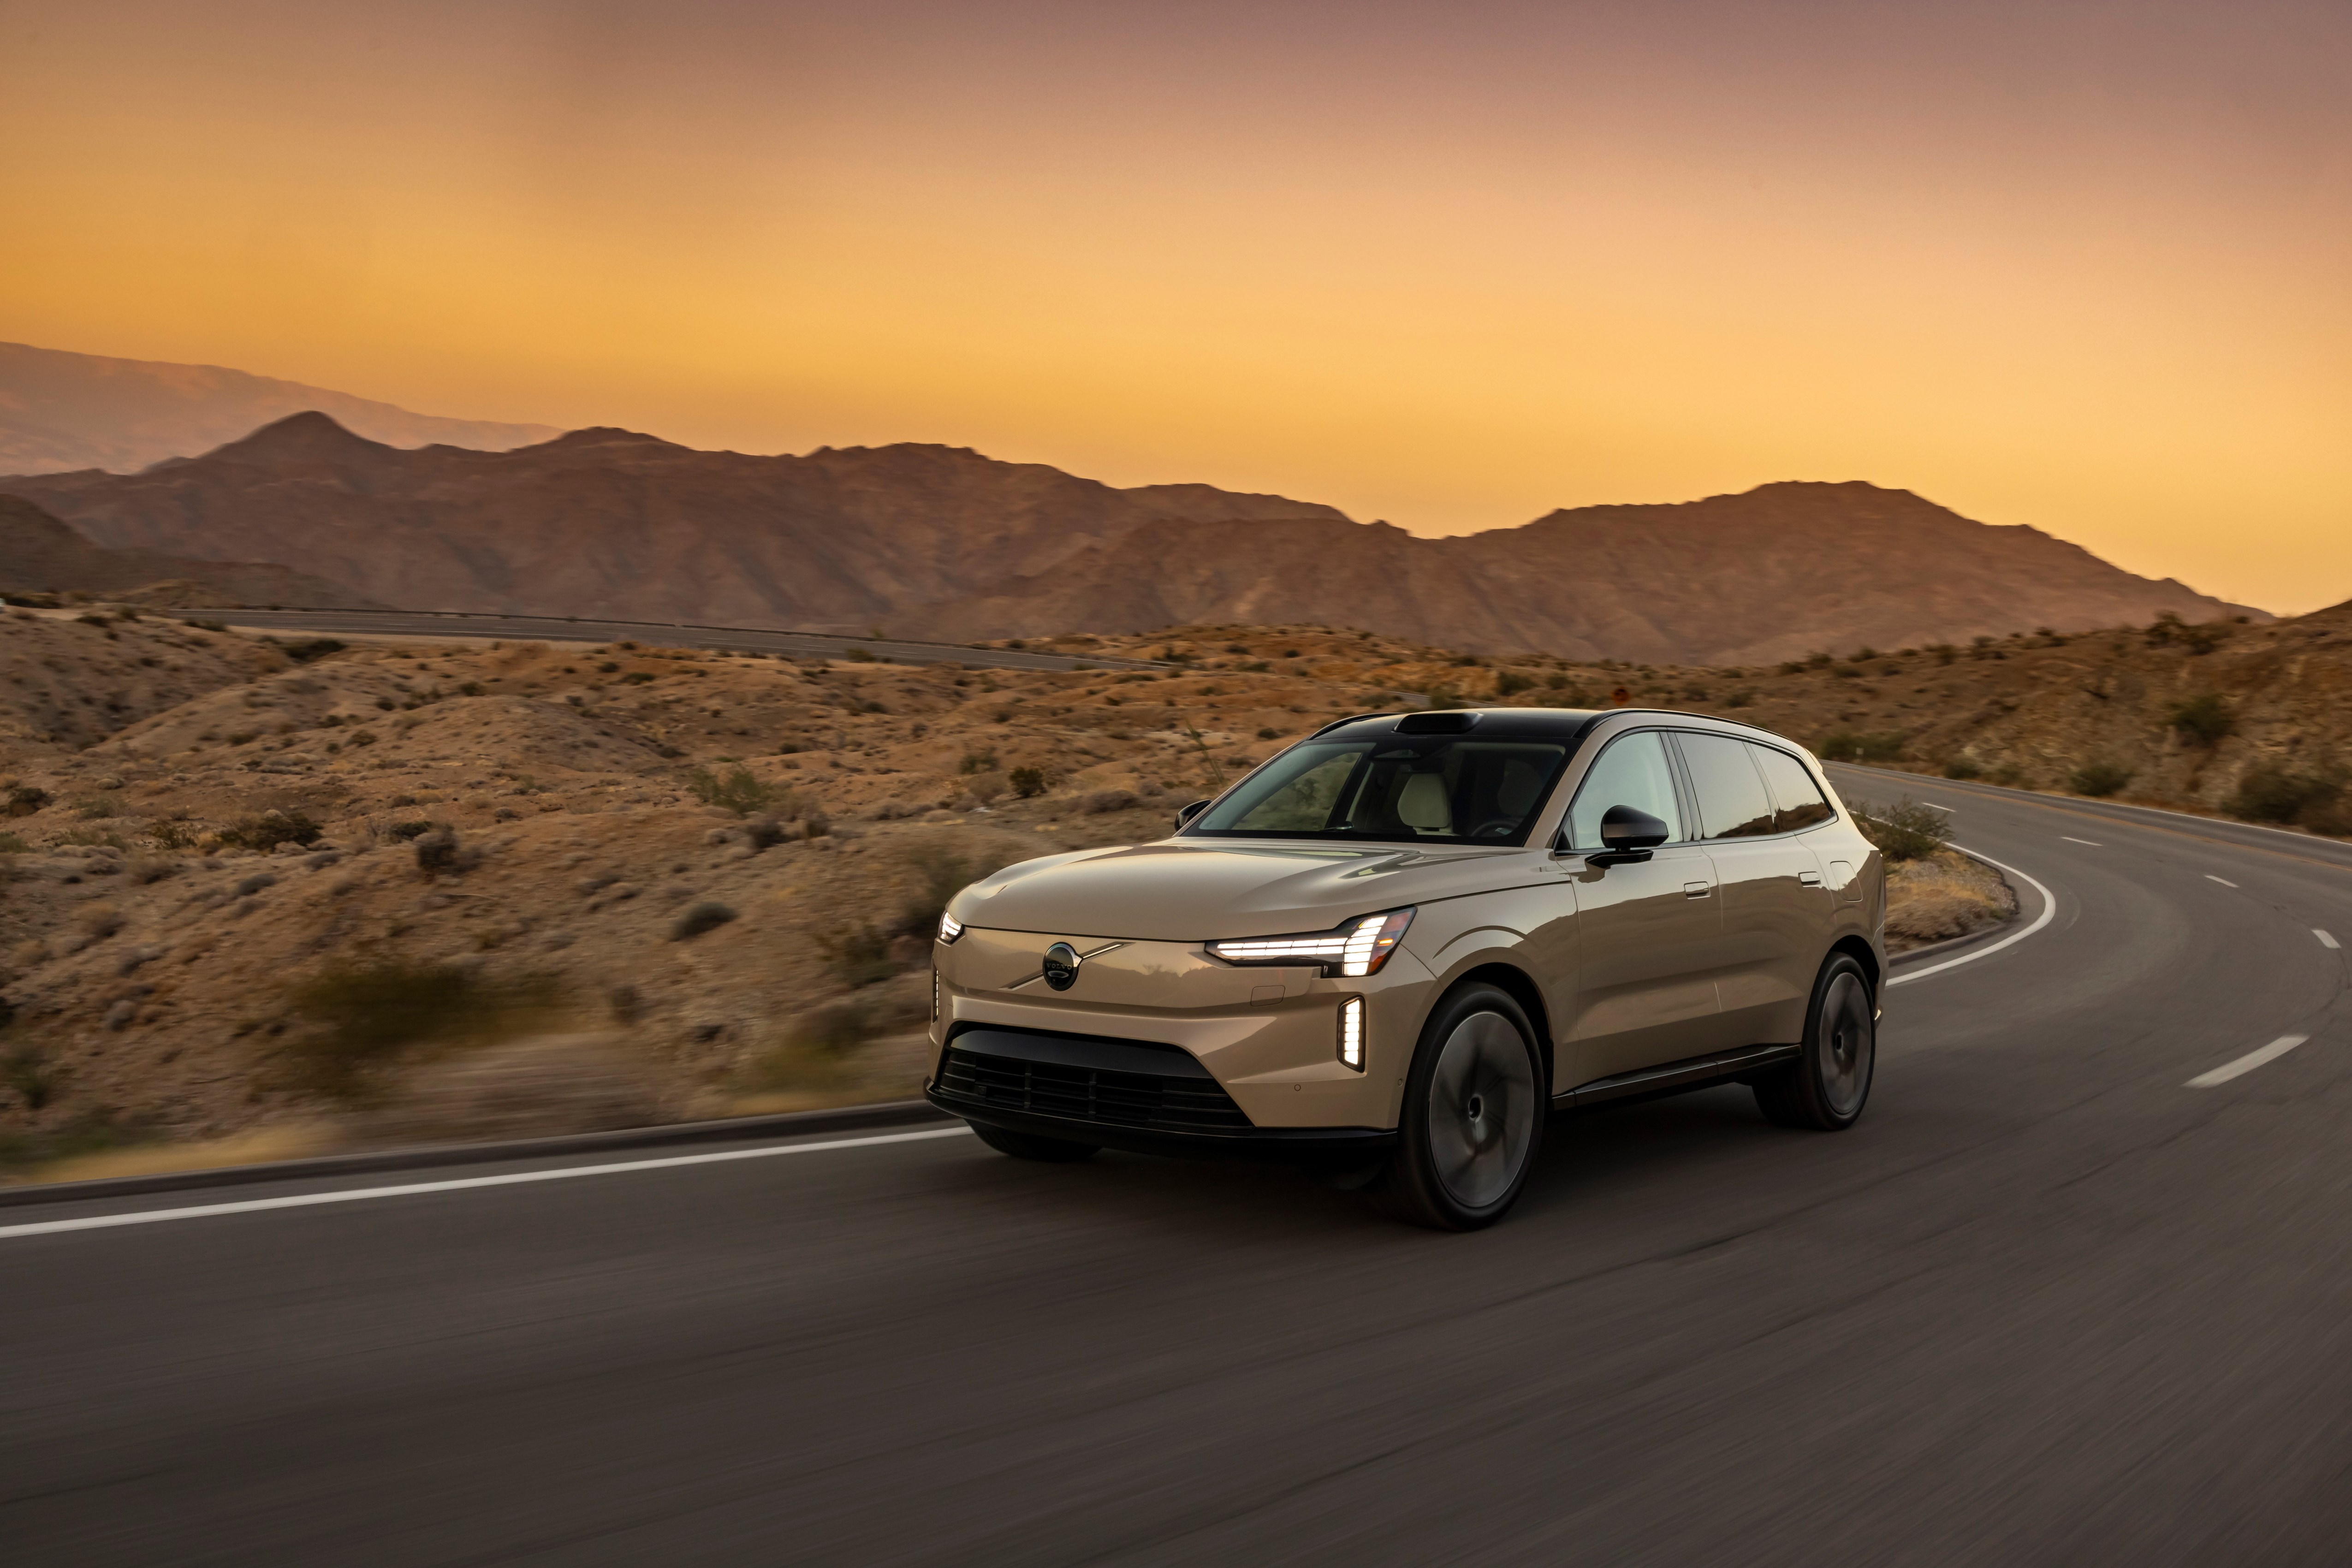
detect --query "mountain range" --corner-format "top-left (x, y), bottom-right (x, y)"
top-left (0, 409), bottom-right (2261, 664)
top-left (0, 341), bottom-right (560, 475)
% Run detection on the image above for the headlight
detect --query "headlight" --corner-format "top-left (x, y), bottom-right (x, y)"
top-left (1208, 908), bottom-right (1414, 977)
top-left (937, 910), bottom-right (964, 943)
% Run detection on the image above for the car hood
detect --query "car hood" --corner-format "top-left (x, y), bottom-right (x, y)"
top-left (948, 838), bottom-right (1528, 942)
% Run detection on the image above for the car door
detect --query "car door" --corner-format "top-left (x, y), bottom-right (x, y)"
top-left (1558, 729), bottom-right (1723, 1087)
top-left (1673, 732), bottom-right (1829, 1046)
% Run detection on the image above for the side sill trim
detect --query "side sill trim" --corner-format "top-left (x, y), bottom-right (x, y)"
top-left (1554, 1044), bottom-right (1801, 1108)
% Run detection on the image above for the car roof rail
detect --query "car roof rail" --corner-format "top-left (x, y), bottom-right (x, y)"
top-left (1305, 711), bottom-right (1405, 739)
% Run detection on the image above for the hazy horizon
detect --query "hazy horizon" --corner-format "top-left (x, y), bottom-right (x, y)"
top-left (4, 1), bottom-right (2346, 610)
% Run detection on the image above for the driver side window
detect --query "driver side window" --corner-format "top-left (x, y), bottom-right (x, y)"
top-left (1563, 732), bottom-right (1685, 850)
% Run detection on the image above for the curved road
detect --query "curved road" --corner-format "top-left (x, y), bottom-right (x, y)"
top-left (5, 772), bottom-right (2350, 1564)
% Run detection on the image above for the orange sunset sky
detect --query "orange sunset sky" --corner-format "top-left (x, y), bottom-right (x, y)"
top-left (3, 0), bottom-right (2347, 612)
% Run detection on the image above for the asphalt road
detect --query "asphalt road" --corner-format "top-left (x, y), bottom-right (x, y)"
top-left (6, 772), bottom-right (2351, 1564)
top-left (206, 608), bottom-right (1162, 673)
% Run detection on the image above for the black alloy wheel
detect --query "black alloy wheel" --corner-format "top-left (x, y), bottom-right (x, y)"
top-left (1754, 952), bottom-right (1876, 1130)
top-left (1377, 982), bottom-right (1546, 1230)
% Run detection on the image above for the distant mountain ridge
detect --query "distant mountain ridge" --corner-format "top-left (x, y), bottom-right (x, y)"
top-left (0, 412), bottom-right (2263, 664)
top-left (0, 341), bottom-right (561, 475)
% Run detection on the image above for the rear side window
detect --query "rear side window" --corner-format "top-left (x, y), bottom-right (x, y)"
top-left (1750, 745), bottom-right (1835, 832)
top-left (1563, 731), bottom-right (1684, 849)
top-left (1676, 732), bottom-right (1776, 839)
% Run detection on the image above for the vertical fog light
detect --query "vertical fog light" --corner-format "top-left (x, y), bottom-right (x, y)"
top-left (1338, 996), bottom-right (1365, 1071)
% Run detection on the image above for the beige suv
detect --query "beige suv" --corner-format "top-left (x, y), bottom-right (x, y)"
top-left (927, 708), bottom-right (1884, 1229)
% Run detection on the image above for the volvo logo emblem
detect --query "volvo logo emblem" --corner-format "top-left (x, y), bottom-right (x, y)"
top-left (1041, 942), bottom-right (1081, 991)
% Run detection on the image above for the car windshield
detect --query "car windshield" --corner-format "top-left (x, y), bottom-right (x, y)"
top-left (1186, 737), bottom-right (1571, 845)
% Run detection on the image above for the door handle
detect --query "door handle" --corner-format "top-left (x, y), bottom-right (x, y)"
top-left (1799, 871), bottom-right (1823, 887)
top-left (1682, 881), bottom-right (1712, 898)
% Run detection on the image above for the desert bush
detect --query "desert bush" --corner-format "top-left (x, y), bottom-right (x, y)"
top-left (689, 765), bottom-right (777, 816)
top-left (1009, 766), bottom-right (1047, 798)
top-left (75, 902), bottom-right (126, 940)
top-left (1816, 730), bottom-right (1907, 764)
top-left (2167, 693), bottom-right (2234, 747)
top-left (1851, 797), bottom-right (1952, 862)
top-left (5, 784), bottom-right (50, 817)
top-left (148, 820), bottom-right (199, 850)
top-left (1, 1044), bottom-right (60, 1111)
top-left (2227, 764), bottom-right (2343, 827)
top-left (793, 1000), bottom-right (878, 1055)
top-left (959, 748), bottom-right (999, 775)
top-left (278, 638), bottom-right (346, 663)
top-left (670, 902), bottom-right (738, 941)
top-left (73, 795), bottom-right (122, 820)
top-left (1495, 671), bottom-right (1535, 696)
top-left (0, 831), bottom-right (26, 855)
top-left (815, 921), bottom-right (898, 988)
top-left (124, 855), bottom-right (181, 885)
top-left (1943, 757), bottom-right (1984, 781)
top-left (279, 957), bottom-right (560, 1101)
top-left (2069, 762), bottom-right (2134, 798)
top-left (218, 810), bottom-right (323, 851)
top-left (413, 826), bottom-right (478, 875)
top-left (962, 771), bottom-right (1009, 804)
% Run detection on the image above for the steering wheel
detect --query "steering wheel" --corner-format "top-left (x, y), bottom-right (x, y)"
top-left (1468, 818), bottom-right (1518, 839)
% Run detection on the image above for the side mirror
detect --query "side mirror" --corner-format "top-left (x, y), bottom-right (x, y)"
top-left (1175, 799), bottom-right (1211, 831)
top-left (1587, 804), bottom-right (1668, 866)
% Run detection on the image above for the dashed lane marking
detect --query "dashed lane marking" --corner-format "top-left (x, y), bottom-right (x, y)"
top-left (2187, 1035), bottom-right (2312, 1089)
top-left (2061, 837), bottom-right (2103, 847)
top-left (2320, 930), bottom-right (2342, 950)
top-left (2206, 875), bottom-right (2239, 888)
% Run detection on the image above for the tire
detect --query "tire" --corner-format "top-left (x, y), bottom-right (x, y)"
top-left (1375, 983), bottom-right (1546, 1230)
top-left (972, 1123), bottom-right (1099, 1162)
top-left (1753, 953), bottom-right (1875, 1131)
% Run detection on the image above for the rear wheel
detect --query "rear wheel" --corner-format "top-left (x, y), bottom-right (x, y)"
top-left (972, 1124), bottom-right (1099, 1162)
top-left (1754, 953), bottom-right (1875, 1130)
top-left (1376, 984), bottom-right (1545, 1230)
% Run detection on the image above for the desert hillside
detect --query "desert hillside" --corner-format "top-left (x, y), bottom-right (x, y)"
top-left (0, 341), bottom-right (561, 474)
top-left (1, 415), bottom-right (2257, 665)
top-left (0, 494), bottom-right (381, 609)
top-left (1, 600), bottom-right (2343, 1179)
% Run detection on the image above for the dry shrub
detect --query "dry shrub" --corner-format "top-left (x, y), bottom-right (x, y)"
top-left (75, 902), bottom-right (126, 940)
top-left (1850, 797), bottom-right (1951, 862)
top-left (279, 957), bottom-right (562, 1101)
top-left (218, 810), bottom-right (322, 852)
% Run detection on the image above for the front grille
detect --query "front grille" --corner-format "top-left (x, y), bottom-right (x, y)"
top-left (938, 1045), bottom-right (1254, 1134)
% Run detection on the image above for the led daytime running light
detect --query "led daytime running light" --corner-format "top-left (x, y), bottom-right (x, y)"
top-left (937, 911), bottom-right (964, 943)
top-left (1339, 997), bottom-right (1365, 1070)
top-left (1209, 908), bottom-right (1414, 977)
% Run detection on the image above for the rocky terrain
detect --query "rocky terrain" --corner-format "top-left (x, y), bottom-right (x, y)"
top-left (3, 598), bottom-right (2344, 1182)
top-left (0, 341), bottom-right (559, 475)
top-left (1, 494), bottom-right (378, 609)
top-left (1, 414), bottom-right (2257, 665)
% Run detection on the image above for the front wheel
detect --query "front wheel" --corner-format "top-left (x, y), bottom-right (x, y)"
top-left (1375, 984), bottom-right (1545, 1230)
top-left (1753, 953), bottom-right (1875, 1130)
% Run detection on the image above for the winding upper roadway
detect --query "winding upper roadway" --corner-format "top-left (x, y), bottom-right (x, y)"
top-left (4, 769), bottom-right (2348, 1564)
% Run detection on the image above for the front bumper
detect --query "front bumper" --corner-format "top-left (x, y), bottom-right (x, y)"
top-left (928, 1024), bottom-right (1396, 1163)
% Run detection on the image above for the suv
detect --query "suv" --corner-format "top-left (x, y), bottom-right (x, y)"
top-left (926, 708), bottom-right (1884, 1229)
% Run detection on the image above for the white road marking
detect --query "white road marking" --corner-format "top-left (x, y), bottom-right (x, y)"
top-left (0, 1126), bottom-right (974, 1243)
top-left (1919, 802), bottom-right (1955, 812)
top-left (2205, 875), bottom-right (2238, 887)
top-left (1889, 847), bottom-right (2057, 987)
top-left (2061, 836), bottom-right (2103, 847)
top-left (2320, 930), bottom-right (2342, 950)
top-left (2187, 1035), bottom-right (2311, 1088)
